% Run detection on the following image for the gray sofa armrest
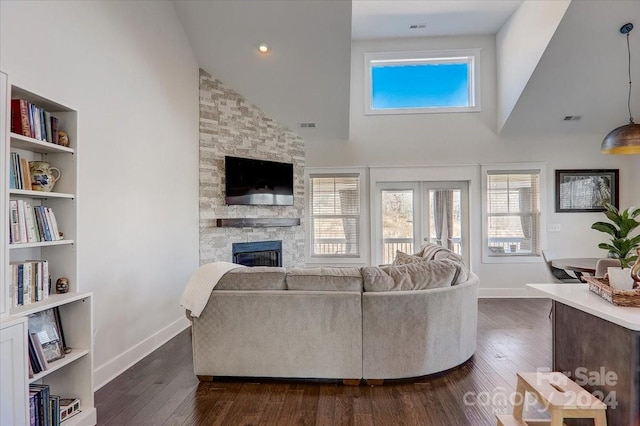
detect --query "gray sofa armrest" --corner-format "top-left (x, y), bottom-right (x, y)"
top-left (362, 274), bottom-right (479, 379)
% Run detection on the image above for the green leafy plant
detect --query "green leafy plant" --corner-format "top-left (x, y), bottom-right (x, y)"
top-left (591, 203), bottom-right (640, 268)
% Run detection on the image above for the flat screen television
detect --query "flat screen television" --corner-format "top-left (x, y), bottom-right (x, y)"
top-left (225, 156), bottom-right (294, 206)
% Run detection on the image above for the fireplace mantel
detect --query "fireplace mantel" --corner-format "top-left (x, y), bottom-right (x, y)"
top-left (216, 218), bottom-right (301, 228)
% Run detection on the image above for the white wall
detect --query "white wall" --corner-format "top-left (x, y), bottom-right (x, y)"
top-left (496, 0), bottom-right (570, 132)
top-left (305, 34), bottom-right (634, 296)
top-left (0, 1), bottom-right (200, 388)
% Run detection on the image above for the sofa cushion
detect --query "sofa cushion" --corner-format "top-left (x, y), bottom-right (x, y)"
top-left (362, 260), bottom-right (464, 292)
top-left (286, 267), bottom-right (363, 292)
top-left (215, 267), bottom-right (286, 290)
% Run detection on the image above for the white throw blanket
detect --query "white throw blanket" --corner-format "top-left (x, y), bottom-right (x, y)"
top-left (181, 261), bottom-right (244, 318)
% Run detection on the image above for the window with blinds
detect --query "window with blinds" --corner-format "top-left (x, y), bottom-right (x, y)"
top-left (486, 170), bottom-right (541, 257)
top-left (309, 174), bottom-right (361, 257)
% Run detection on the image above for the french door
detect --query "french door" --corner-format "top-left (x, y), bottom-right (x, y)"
top-left (374, 181), bottom-right (469, 266)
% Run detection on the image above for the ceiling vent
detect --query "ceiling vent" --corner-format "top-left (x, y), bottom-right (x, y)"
top-left (409, 24), bottom-right (426, 30)
top-left (299, 122), bottom-right (316, 128)
top-left (563, 115), bottom-right (582, 121)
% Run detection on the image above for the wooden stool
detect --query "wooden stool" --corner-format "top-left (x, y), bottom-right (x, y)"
top-left (496, 372), bottom-right (607, 426)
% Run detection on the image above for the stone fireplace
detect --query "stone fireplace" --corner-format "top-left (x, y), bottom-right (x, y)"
top-left (199, 69), bottom-right (305, 267)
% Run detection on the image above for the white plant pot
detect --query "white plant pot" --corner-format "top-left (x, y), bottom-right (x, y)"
top-left (608, 267), bottom-right (634, 290)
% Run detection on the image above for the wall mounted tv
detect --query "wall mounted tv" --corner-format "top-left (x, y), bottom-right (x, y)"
top-left (225, 156), bottom-right (294, 206)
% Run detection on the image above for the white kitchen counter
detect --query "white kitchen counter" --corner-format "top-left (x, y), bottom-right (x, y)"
top-left (527, 283), bottom-right (640, 331)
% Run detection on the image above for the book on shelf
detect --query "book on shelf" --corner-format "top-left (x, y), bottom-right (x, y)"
top-left (27, 333), bottom-right (43, 374)
top-left (33, 105), bottom-right (42, 140)
top-left (23, 262), bottom-right (33, 304)
top-left (10, 98), bottom-right (63, 144)
top-left (33, 206), bottom-right (47, 241)
top-left (16, 199), bottom-right (28, 242)
top-left (10, 152), bottom-right (20, 190)
top-left (51, 116), bottom-right (59, 144)
top-left (10, 99), bottom-right (30, 137)
top-left (9, 200), bottom-right (20, 243)
top-left (28, 355), bottom-right (34, 379)
top-left (29, 391), bottom-right (38, 426)
top-left (21, 157), bottom-right (32, 190)
top-left (53, 306), bottom-right (67, 349)
top-left (28, 103), bottom-right (35, 139)
top-left (29, 332), bottom-right (49, 372)
top-left (45, 207), bottom-right (60, 241)
top-left (59, 398), bottom-right (80, 423)
top-left (50, 395), bottom-right (61, 426)
top-left (23, 202), bottom-right (39, 243)
top-left (10, 152), bottom-right (19, 189)
top-left (44, 111), bottom-right (52, 142)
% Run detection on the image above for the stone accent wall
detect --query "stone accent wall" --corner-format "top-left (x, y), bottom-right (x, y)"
top-left (199, 69), bottom-right (306, 266)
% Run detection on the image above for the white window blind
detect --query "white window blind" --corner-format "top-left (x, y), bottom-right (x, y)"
top-left (309, 174), bottom-right (360, 257)
top-left (486, 170), bottom-right (541, 257)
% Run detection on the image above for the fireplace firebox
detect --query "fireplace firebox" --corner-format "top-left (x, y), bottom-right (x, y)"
top-left (232, 240), bottom-right (282, 267)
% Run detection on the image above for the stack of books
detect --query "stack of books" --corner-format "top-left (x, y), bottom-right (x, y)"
top-left (10, 260), bottom-right (50, 306)
top-left (11, 99), bottom-right (59, 144)
top-left (29, 384), bottom-right (79, 426)
top-left (9, 200), bottom-right (62, 243)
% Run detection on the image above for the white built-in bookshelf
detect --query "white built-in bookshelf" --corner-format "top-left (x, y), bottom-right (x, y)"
top-left (0, 73), bottom-right (96, 425)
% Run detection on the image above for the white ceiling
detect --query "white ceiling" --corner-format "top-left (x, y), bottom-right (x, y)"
top-left (174, 0), bottom-right (640, 144)
top-left (352, 0), bottom-right (523, 40)
top-left (173, 0), bottom-right (352, 142)
top-left (501, 0), bottom-right (640, 137)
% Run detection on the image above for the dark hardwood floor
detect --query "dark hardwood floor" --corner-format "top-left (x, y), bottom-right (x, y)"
top-left (95, 298), bottom-right (552, 425)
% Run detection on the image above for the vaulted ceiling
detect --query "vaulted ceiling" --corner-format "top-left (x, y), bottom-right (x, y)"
top-left (173, 0), bottom-right (640, 143)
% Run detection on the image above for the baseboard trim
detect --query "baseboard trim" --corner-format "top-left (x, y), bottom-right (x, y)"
top-left (479, 287), bottom-right (548, 298)
top-left (93, 316), bottom-right (191, 391)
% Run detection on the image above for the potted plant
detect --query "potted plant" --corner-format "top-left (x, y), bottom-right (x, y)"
top-left (591, 203), bottom-right (640, 289)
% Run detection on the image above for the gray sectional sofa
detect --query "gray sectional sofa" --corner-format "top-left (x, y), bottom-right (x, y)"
top-left (188, 252), bottom-right (478, 385)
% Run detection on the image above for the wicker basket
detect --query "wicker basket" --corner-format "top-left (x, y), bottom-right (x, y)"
top-left (585, 276), bottom-right (640, 307)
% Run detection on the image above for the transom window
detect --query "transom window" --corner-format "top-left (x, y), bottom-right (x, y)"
top-left (364, 49), bottom-right (480, 115)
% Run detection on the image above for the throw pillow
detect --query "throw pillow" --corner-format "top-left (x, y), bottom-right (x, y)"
top-left (392, 250), bottom-right (428, 266)
top-left (362, 260), bottom-right (461, 292)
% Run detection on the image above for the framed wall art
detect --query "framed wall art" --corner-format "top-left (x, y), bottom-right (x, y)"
top-left (555, 169), bottom-right (619, 212)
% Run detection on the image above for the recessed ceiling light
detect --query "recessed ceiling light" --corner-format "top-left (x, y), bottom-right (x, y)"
top-left (257, 42), bottom-right (270, 54)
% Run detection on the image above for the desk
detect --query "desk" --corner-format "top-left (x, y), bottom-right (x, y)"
top-left (551, 257), bottom-right (600, 274)
top-left (527, 283), bottom-right (640, 425)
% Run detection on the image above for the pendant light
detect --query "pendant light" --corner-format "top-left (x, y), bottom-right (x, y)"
top-left (601, 23), bottom-right (640, 154)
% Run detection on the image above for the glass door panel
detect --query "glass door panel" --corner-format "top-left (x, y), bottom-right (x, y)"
top-left (381, 189), bottom-right (415, 264)
top-left (427, 188), bottom-right (463, 255)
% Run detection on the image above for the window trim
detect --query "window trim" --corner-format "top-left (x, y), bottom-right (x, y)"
top-left (364, 49), bottom-right (481, 115)
top-left (481, 163), bottom-right (546, 264)
top-left (305, 167), bottom-right (368, 265)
